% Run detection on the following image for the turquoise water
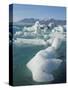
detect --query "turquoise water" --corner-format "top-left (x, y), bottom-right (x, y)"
top-left (13, 44), bottom-right (66, 86)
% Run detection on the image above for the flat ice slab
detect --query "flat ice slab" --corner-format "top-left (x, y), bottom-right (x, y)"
top-left (14, 38), bottom-right (47, 46)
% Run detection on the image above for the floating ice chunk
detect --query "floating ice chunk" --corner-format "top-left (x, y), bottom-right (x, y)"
top-left (48, 22), bottom-right (54, 29)
top-left (26, 33), bottom-right (64, 82)
top-left (26, 44), bottom-right (62, 82)
top-left (14, 38), bottom-right (48, 46)
top-left (14, 31), bottom-right (23, 37)
top-left (23, 21), bottom-right (41, 33)
top-left (26, 56), bottom-right (62, 82)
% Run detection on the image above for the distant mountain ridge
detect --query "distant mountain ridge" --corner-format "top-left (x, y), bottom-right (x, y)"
top-left (14, 18), bottom-right (66, 26)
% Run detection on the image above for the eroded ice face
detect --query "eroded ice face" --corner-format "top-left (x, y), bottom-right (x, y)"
top-left (26, 32), bottom-right (65, 82)
top-left (26, 55), bottom-right (62, 82)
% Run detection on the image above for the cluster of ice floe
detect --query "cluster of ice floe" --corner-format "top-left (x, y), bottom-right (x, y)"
top-left (14, 21), bottom-right (45, 39)
top-left (13, 21), bottom-right (66, 47)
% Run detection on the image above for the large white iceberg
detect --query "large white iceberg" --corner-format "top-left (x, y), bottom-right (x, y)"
top-left (26, 33), bottom-right (65, 82)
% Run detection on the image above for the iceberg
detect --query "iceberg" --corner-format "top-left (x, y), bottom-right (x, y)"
top-left (26, 33), bottom-right (65, 82)
top-left (14, 31), bottom-right (23, 36)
